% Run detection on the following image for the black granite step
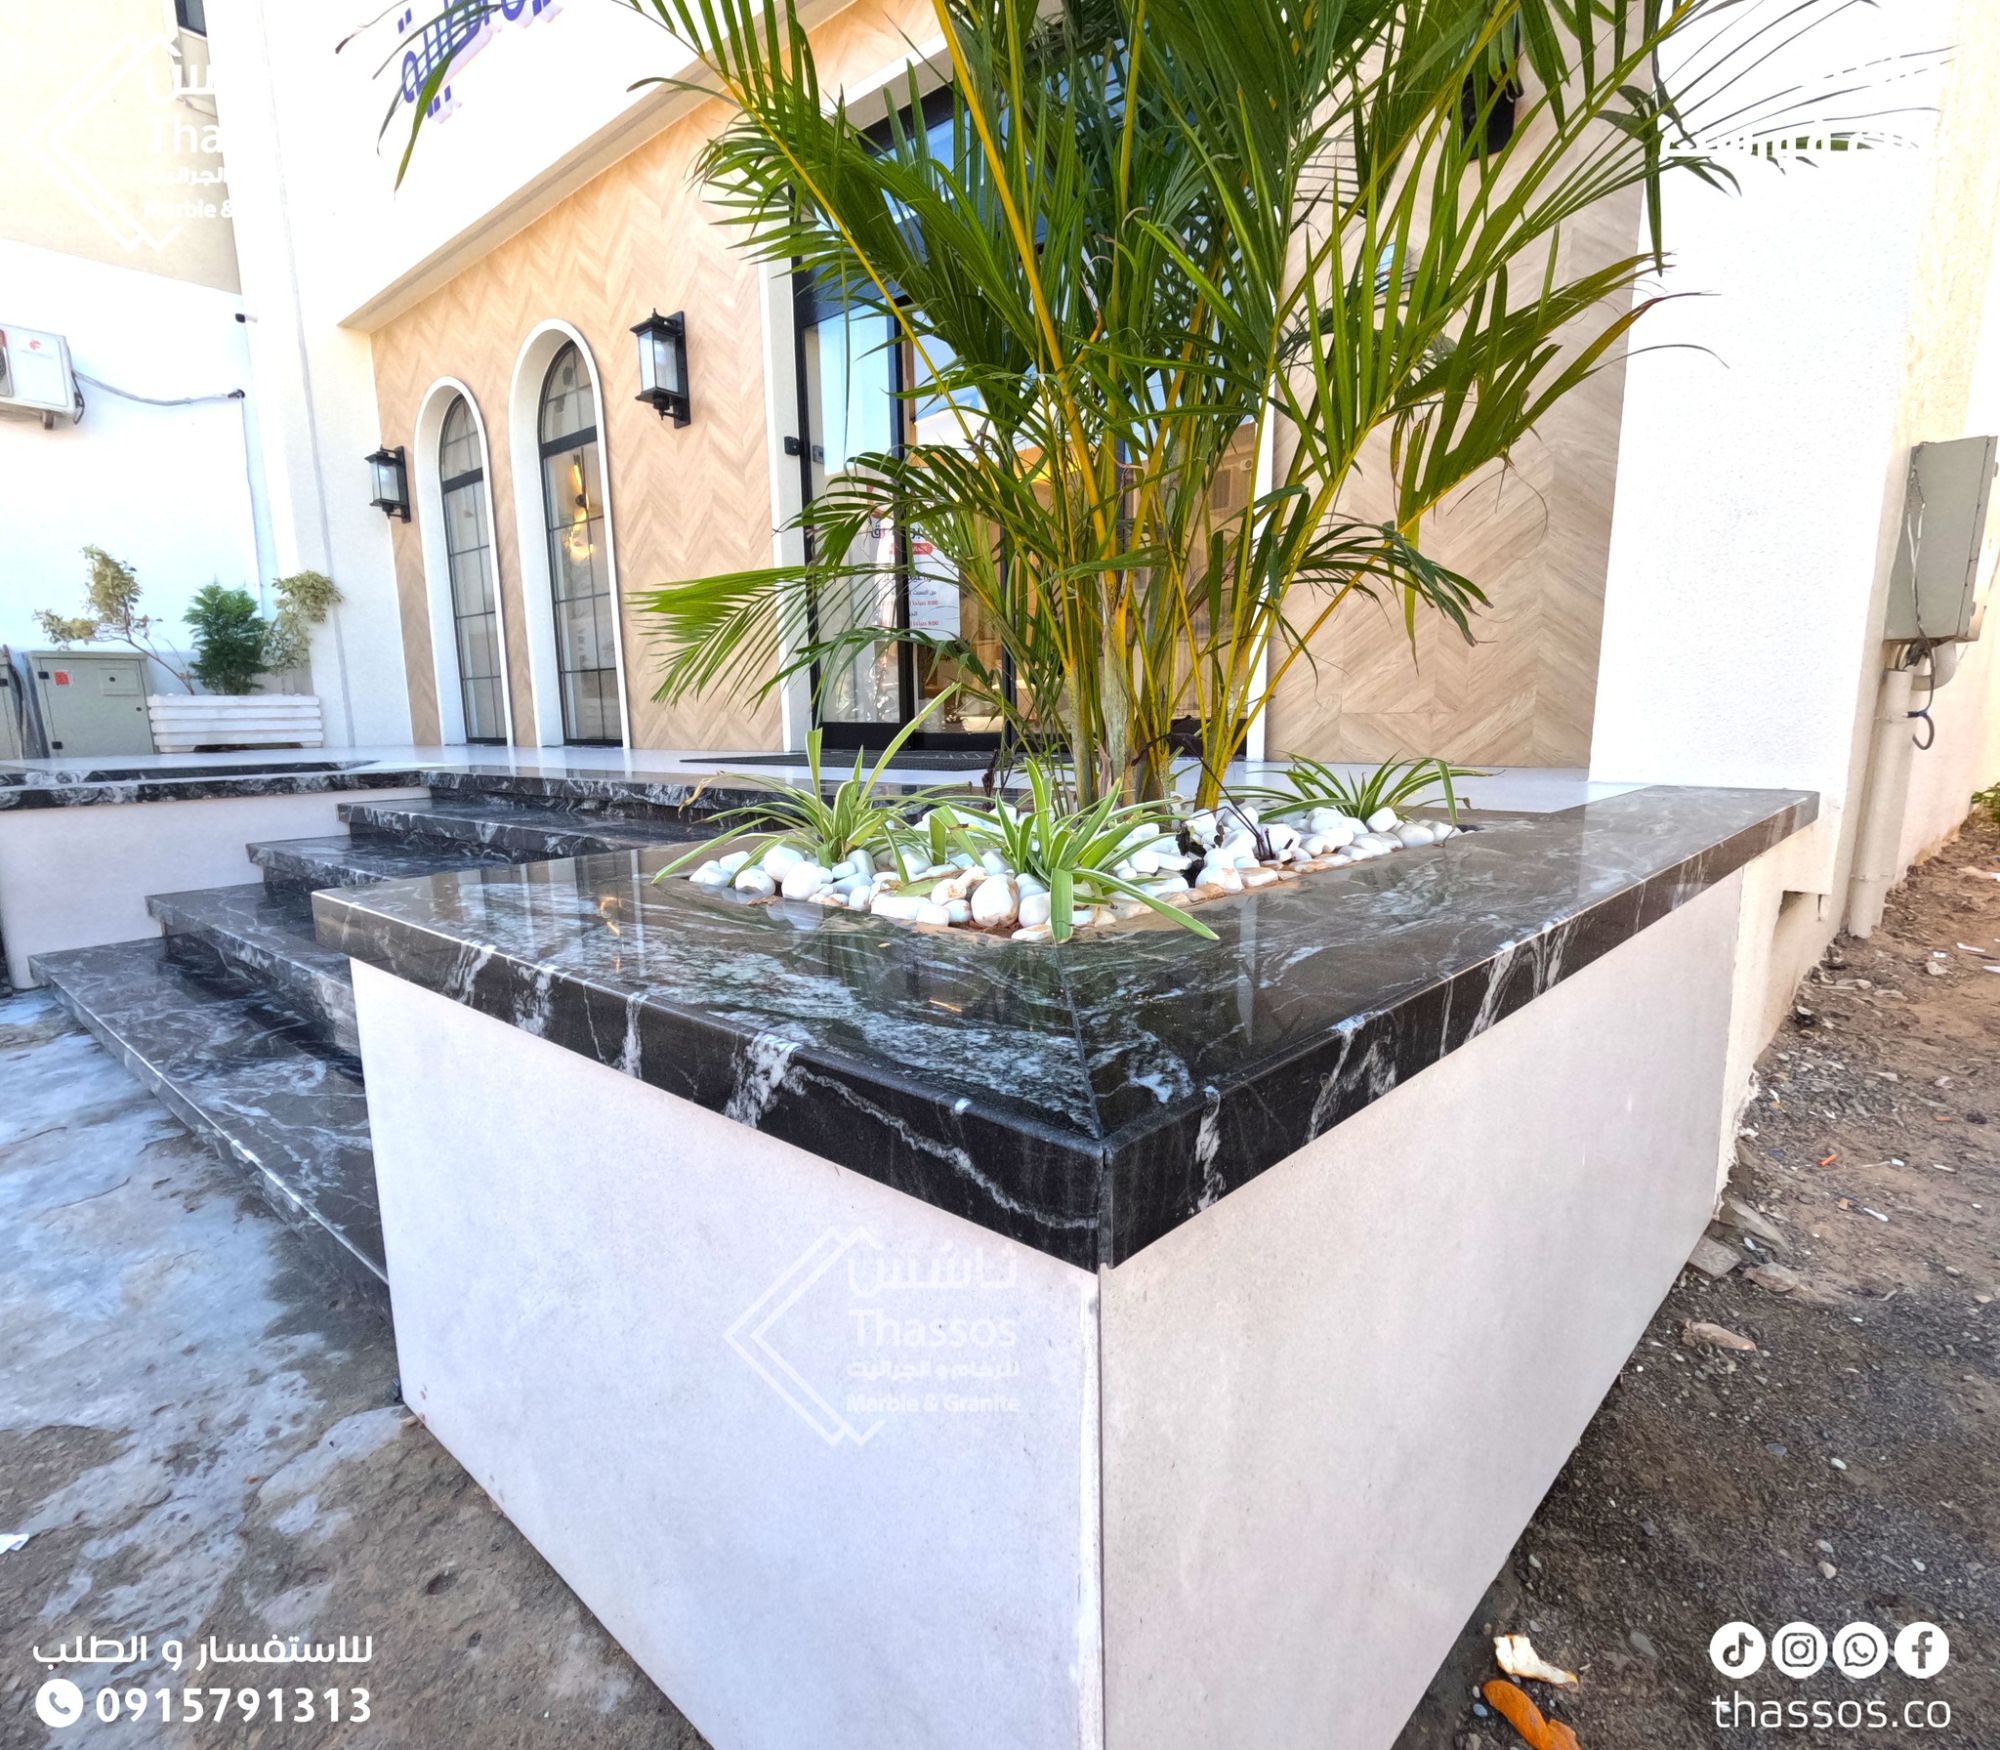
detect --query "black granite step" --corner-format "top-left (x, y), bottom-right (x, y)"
top-left (339, 795), bottom-right (702, 860)
top-left (30, 939), bottom-right (384, 1299)
top-left (148, 883), bottom-right (358, 1053)
top-left (249, 832), bottom-right (517, 899)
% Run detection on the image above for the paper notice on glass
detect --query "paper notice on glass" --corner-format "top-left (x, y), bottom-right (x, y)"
top-left (908, 533), bottom-right (962, 637)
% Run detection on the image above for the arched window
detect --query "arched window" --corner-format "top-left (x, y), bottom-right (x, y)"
top-left (438, 395), bottom-right (505, 743)
top-left (537, 343), bottom-right (617, 745)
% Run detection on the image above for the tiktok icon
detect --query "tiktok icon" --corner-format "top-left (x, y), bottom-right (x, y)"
top-left (1710, 1622), bottom-right (1769, 1678)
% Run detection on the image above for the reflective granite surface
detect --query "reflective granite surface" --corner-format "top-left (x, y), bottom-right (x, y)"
top-left (314, 785), bottom-right (1815, 1270)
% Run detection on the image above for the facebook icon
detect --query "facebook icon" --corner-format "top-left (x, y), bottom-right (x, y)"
top-left (1894, 1622), bottom-right (1950, 1678)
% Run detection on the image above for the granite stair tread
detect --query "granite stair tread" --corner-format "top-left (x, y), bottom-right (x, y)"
top-left (249, 832), bottom-right (516, 892)
top-left (147, 882), bottom-right (358, 1051)
top-left (30, 938), bottom-right (384, 1297)
top-left (338, 795), bottom-right (704, 858)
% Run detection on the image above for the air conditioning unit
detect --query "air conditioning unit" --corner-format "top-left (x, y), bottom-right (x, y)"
top-left (0, 323), bottom-right (79, 427)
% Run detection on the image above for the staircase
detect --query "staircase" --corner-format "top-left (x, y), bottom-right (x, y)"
top-left (31, 773), bottom-right (715, 1300)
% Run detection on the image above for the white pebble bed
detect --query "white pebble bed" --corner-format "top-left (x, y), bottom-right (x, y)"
top-left (681, 802), bottom-right (1463, 941)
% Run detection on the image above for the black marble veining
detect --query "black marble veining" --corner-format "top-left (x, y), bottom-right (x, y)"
top-left (30, 938), bottom-right (384, 1297)
top-left (0, 765), bottom-right (426, 810)
top-left (315, 785), bottom-right (1816, 1271)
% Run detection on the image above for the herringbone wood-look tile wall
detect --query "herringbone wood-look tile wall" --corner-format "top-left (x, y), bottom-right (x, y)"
top-left (1266, 178), bottom-right (1641, 768)
top-left (372, 4), bottom-right (1631, 762)
top-left (370, 3), bottom-right (934, 749)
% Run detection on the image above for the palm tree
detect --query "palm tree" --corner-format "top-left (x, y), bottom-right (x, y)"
top-left (393, 0), bottom-right (1862, 808)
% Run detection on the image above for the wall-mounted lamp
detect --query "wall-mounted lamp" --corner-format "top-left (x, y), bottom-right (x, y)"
top-left (366, 445), bottom-right (409, 520)
top-left (631, 309), bottom-right (691, 426)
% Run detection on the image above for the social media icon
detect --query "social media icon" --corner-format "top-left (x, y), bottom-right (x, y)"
top-left (1833, 1622), bottom-right (1888, 1679)
top-left (1894, 1621), bottom-right (1950, 1678)
top-left (1710, 1621), bottom-right (1767, 1677)
top-left (35, 1677), bottom-right (84, 1728)
top-left (1772, 1621), bottom-right (1828, 1678)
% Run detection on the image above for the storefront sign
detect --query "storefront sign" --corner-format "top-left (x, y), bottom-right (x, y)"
top-left (398, 0), bottom-right (564, 121)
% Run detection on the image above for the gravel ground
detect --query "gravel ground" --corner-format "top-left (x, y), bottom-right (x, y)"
top-left (1395, 808), bottom-right (2000, 1749)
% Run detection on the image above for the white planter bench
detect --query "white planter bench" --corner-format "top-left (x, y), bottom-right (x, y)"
top-left (148, 694), bottom-right (324, 751)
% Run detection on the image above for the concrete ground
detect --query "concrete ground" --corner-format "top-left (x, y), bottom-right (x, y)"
top-left (0, 989), bottom-right (704, 1749)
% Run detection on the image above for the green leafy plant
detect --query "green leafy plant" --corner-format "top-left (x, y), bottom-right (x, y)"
top-left (263, 570), bottom-right (342, 675)
top-left (1248, 755), bottom-right (1487, 825)
top-left (933, 761), bottom-right (1215, 943)
top-left (185, 585), bottom-right (271, 696)
top-left (508, 0), bottom-right (1861, 813)
top-left (1973, 784), bottom-right (2000, 830)
top-left (34, 546), bottom-right (195, 691)
top-left (659, 688), bottom-right (957, 877)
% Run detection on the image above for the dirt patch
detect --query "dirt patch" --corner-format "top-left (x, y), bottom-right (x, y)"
top-left (1394, 810), bottom-right (2000, 1748)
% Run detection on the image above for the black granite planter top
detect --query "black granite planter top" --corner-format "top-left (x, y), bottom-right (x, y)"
top-left (314, 784), bottom-right (1814, 1271)
top-left (0, 764), bottom-right (427, 809)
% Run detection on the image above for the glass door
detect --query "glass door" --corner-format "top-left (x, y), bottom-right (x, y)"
top-left (791, 92), bottom-right (1009, 754)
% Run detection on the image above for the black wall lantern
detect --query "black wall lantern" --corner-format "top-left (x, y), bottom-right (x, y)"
top-left (366, 445), bottom-right (410, 520)
top-left (631, 309), bottom-right (691, 426)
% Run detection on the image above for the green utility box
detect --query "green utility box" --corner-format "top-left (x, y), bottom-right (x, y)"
top-left (28, 649), bottom-right (156, 757)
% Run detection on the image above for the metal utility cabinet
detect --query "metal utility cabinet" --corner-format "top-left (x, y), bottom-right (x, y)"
top-left (28, 650), bottom-right (156, 757)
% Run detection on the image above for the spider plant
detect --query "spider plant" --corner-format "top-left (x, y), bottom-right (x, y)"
top-left (936, 760), bottom-right (1216, 943)
top-left (1247, 755), bottom-right (1487, 825)
top-left (656, 688), bottom-right (956, 879)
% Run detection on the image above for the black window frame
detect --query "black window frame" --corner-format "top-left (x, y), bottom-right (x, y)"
top-left (437, 395), bottom-right (507, 747)
top-left (537, 343), bottom-right (622, 748)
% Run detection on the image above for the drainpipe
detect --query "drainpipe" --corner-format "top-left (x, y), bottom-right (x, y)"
top-left (1845, 647), bottom-right (1923, 937)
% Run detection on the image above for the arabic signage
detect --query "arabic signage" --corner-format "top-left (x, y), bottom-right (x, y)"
top-left (397, 0), bottom-right (565, 121)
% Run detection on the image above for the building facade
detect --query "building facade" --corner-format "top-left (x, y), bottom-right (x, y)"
top-left (10, 0), bottom-right (1995, 969)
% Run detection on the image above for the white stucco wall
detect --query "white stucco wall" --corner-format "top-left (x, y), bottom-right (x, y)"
top-left (0, 240), bottom-right (271, 657)
top-left (1594, 0), bottom-right (2000, 952)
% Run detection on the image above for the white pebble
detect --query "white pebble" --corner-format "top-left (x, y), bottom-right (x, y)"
top-left (945, 900), bottom-right (971, 925)
top-left (1243, 869), bottom-right (1279, 887)
top-left (717, 850), bottom-right (752, 874)
top-left (1016, 873), bottom-right (1049, 899)
top-left (688, 860), bottom-right (727, 885)
top-left (971, 877), bottom-right (1018, 928)
top-left (871, 893), bottom-right (921, 920)
top-left (1018, 890), bottom-right (1053, 928)
top-left (1365, 807), bottom-right (1400, 833)
top-left (1395, 824), bottom-right (1435, 847)
top-left (979, 849), bottom-right (1012, 877)
top-left (915, 902), bottom-right (953, 926)
top-left (733, 867), bottom-right (777, 897)
top-left (761, 843), bottom-right (806, 878)
top-left (1011, 924), bottom-right (1051, 942)
top-left (780, 862), bottom-right (828, 900)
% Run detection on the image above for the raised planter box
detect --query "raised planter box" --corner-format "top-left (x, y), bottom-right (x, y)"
top-left (319, 784), bottom-right (1814, 1750)
top-left (148, 693), bottom-right (323, 751)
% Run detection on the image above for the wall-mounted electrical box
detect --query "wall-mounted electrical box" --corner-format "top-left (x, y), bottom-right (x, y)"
top-left (1884, 434), bottom-right (1997, 642)
top-left (0, 323), bottom-right (78, 426)
top-left (28, 651), bottom-right (156, 757)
